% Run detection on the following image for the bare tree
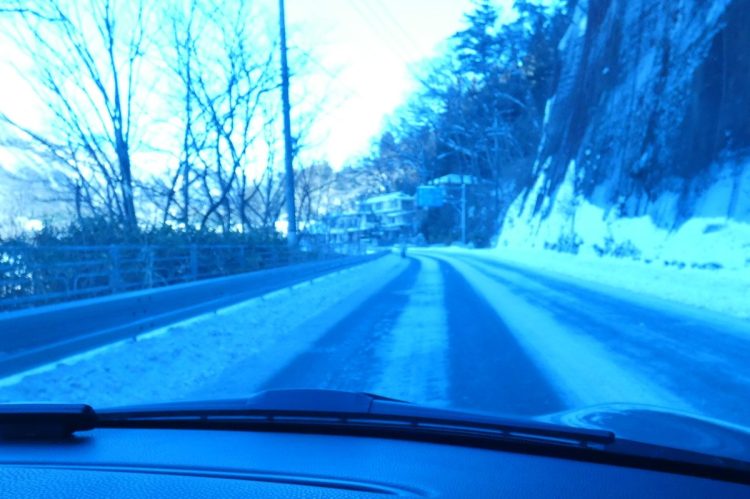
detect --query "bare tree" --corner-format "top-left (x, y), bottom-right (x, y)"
top-left (294, 160), bottom-right (336, 230)
top-left (0, 1), bottom-right (63, 21)
top-left (243, 114), bottom-right (286, 232)
top-left (1, 0), bottom-right (152, 229)
top-left (159, 0), bottom-right (277, 233)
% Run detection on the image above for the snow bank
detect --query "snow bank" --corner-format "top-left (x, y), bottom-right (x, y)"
top-left (499, 160), bottom-right (750, 270)
top-left (493, 157), bottom-right (750, 318)
top-left (492, 248), bottom-right (750, 319)
top-left (0, 255), bottom-right (407, 407)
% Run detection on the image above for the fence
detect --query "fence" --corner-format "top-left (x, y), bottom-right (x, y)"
top-left (0, 243), bottom-right (326, 311)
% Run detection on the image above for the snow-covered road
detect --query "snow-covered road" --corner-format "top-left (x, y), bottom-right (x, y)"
top-left (425, 251), bottom-right (750, 423)
top-left (256, 249), bottom-right (750, 425)
top-left (2, 249), bottom-right (749, 429)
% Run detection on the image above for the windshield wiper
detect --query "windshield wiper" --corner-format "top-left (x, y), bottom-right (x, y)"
top-left (0, 389), bottom-right (611, 447)
top-left (2, 390), bottom-right (749, 485)
top-left (94, 389), bottom-right (614, 448)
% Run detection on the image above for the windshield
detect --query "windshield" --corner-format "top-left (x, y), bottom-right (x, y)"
top-left (0, 0), bottom-right (749, 463)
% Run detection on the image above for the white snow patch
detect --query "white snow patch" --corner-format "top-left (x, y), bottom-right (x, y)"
top-left (693, 159), bottom-right (750, 221)
top-left (577, 13), bottom-right (587, 34)
top-left (542, 95), bottom-right (555, 126)
top-left (372, 257), bottom-right (449, 406)
top-left (492, 154), bottom-right (750, 319)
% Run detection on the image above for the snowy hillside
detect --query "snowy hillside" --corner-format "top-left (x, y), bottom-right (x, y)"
top-left (496, 0), bottom-right (750, 284)
top-left (500, 158), bottom-right (750, 270)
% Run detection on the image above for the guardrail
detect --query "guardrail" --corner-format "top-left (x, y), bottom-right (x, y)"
top-left (0, 243), bottom-right (324, 311)
top-left (0, 251), bottom-right (387, 378)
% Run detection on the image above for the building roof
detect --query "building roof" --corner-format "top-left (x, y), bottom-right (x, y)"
top-left (363, 191), bottom-right (414, 204)
top-left (429, 174), bottom-right (483, 185)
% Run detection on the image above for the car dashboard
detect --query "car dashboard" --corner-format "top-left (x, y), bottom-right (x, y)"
top-left (1, 426), bottom-right (749, 498)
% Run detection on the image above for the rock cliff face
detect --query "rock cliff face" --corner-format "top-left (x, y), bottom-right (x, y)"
top-left (498, 0), bottom-right (750, 266)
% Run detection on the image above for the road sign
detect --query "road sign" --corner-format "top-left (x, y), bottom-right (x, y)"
top-left (416, 186), bottom-right (445, 208)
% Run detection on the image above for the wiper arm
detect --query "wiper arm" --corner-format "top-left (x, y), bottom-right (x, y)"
top-left (95, 389), bottom-right (750, 485)
top-left (0, 404), bottom-right (96, 439)
top-left (0, 390), bottom-right (612, 449)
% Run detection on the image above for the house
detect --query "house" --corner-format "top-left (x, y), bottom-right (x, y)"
top-left (326, 209), bottom-right (378, 254)
top-left (323, 192), bottom-right (417, 253)
top-left (362, 192), bottom-right (417, 244)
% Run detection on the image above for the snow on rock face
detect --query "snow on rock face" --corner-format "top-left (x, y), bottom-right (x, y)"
top-left (499, 0), bottom-right (750, 270)
top-left (499, 158), bottom-right (750, 269)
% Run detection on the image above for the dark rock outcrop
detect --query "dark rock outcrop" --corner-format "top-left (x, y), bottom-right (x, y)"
top-left (523, 0), bottom-right (750, 225)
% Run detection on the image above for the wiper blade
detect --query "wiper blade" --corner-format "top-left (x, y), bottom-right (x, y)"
top-left (0, 390), bottom-right (610, 448)
top-left (0, 404), bottom-right (96, 439)
top-left (96, 389), bottom-right (613, 448)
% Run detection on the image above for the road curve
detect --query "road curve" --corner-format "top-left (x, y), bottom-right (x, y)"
top-left (261, 249), bottom-right (750, 427)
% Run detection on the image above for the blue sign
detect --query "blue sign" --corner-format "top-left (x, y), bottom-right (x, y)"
top-left (416, 186), bottom-right (445, 208)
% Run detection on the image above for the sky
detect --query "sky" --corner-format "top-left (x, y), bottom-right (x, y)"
top-left (278, 0), bottom-right (479, 167)
top-left (0, 0), bottom-right (489, 172)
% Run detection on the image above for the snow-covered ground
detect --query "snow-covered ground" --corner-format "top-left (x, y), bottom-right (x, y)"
top-left (0, 245), bottom-right (748, 440)
top-left (492, 158), bottom-right (750, 319)
top-left (0, 255), bottom-right (408, 407)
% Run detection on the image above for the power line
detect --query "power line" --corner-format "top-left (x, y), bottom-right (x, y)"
top-left (355, 0), bottom-right (420, 59)
top-left (370, 0), bottom-right (425, 58)
top-left (346, 1), bottom-right (414, 67)
top-left (303, 51), bottom-right (368, 102)
top-left (345, 0), bottom-right (431, 88)
top-left (343, 0), bottom-right (452, 120)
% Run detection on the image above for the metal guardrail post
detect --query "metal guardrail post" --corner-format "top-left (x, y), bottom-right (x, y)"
top-left (2, 241), bottom-right (348, 310)
top-left (109, 245), bottom-right (122, 293)
top-left (145, 246), bottom-right (154, 288)
top-left (0, 251), bottom-right (385, 375)
top-left (189, 244), bottom-right (198, 281)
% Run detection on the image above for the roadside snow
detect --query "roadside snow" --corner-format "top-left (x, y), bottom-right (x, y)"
top-left (499, 161), bottom-right (750, 270)
top-left (0, 255), bottom-right (407, 407)
top-left (372, 256), bottom-right (449, 405)
top-left (498, 249), bottom-right (750, 320)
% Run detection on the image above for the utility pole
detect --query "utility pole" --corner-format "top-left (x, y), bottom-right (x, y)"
top-left (488, 118), bottom-right (503, 216)
top-left (460, 179), bottom-right (466, 245)
top-left (279, 0), bottom-right (297, 247)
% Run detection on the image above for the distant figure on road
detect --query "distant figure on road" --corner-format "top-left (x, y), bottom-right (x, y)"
top-left (400, 244), bottom-right (407, 258)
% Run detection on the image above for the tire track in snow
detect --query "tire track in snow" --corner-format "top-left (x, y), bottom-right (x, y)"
top-left (438, 259), bottom-right (564, 416)
top-left (454, 255), bottom-right (750, 423)
top-left (371, 256), bottom-right (450, 406)
top-left (430, 252), bottom-right (695, 414)
top-left (259, 259), bottom-right (421, 394)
